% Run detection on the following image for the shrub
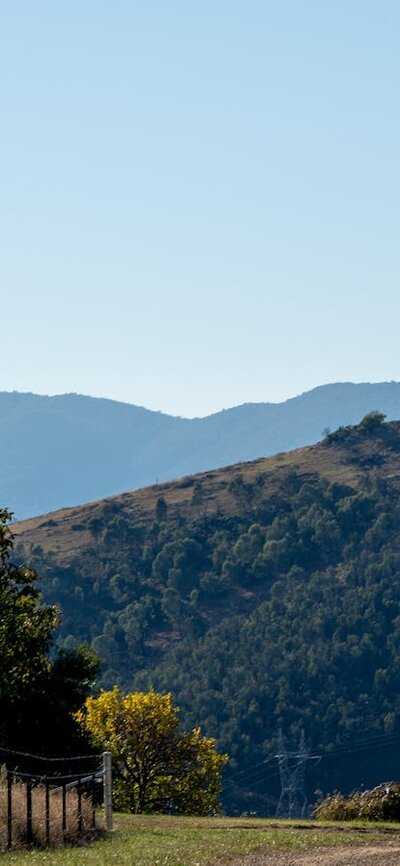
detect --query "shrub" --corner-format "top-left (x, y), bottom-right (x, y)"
top-left (315, 782), bottom-right (400, 822)
top-left (315, 792), bottom-right (359, 821)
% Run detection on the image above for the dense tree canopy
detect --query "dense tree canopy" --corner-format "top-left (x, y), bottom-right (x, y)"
top-left (0, 508), bottom-right (58, 741)
top-left (0, 508), bottom-right (98, 754)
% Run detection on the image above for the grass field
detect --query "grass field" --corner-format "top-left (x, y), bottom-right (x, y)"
top-left (2, 815), bottom-right (400, 866)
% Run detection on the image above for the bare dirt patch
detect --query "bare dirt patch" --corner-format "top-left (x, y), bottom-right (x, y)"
top-left (225, 842), bottom-right (400, 866)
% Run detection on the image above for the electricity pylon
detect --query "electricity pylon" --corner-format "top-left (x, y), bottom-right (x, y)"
top-left (275, 730), bottom-right (319, 818)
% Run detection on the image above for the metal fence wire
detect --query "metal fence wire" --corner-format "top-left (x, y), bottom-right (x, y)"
top-left (0, 748), bottom-right (111, 851)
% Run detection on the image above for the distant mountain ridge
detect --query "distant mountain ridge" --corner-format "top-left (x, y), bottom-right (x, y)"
top-left (3, 381), bottom-right (400, 518)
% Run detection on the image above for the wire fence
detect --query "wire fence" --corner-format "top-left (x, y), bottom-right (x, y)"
top-left (0, 748), bottom-right (112, 851)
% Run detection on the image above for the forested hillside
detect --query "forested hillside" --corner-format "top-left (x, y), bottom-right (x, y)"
top-left (13, 414), bottom-right (400, 812)
top-left (4, 381), bottom-right (400, 517)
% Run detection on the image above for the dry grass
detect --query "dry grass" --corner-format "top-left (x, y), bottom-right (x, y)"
top-left (2, 814), bottom-right (400, 866)
top-left (0, 780), bottom-right (95, 850)
top-left (11, 439), bottom-right (363, 562)
top-left (15, 425), bottom-right (400, 564)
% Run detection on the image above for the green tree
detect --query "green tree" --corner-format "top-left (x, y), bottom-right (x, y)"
top-left (156, 496), bottom-right (168, 522)
top-left (357, 411), bottom-right (386, 432)
top-left (76, 688), bottom-right (228, 814)
top-left (0, 508), bottom-right (99, 752)
top-left (0, 509), bottom-right (58, 731)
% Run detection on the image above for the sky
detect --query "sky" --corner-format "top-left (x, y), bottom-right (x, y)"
top-left (1, 1), bottom-right (400, 417)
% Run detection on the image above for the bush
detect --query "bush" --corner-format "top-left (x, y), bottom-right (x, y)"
top-left (315, 782), bottom-right (400, 822)
top-left (315, 792), bottom-right (359, 821)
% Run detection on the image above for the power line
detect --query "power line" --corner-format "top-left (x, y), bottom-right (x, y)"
top-left (226, 766), bottom-right (280, 788)
top-left (227, 727), bottom-right (400, 791)
top-left (0, 745), bottom-right (99, 763)
top-left (228, 756), bottom-right (276, 782)
top-left (318, 731), bottom-right (400, 761)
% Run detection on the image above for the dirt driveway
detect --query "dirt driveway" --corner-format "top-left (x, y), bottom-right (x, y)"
top-left (226, 842), bottom-right (400, 865)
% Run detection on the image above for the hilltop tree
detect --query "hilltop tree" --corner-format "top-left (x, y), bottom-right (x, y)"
top-left (76, 688), bottom-right (228, 814)
top-left (357, 411), bottom-right (386, 432)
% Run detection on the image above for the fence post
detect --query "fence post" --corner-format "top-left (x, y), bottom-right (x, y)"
top-left (62, 783), bottom-right (67, 841)
top-left (91, 774), bottom-right (96, 829)
top-left (26, 779), bottom-right (33, 846)
top-left (7, 771), bottom-right (12, 850)
top-left (45, 777), bottom-right (50, 847)
top-left (77, 778), bottom-right (83, 834)
top-left (102, 751), bottom-right (113, 831)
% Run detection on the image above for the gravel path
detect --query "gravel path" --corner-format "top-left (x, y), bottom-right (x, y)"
top-left (226, 842), bottom-right (400, 865)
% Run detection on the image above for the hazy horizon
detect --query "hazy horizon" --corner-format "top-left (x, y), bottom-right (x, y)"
top-left (2, 2), bottom-right (399, 416)
top-left (2, 379), bottom-right (400, 420)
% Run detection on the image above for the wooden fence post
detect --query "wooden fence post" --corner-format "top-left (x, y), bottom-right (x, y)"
top-left (77, 777), bottom-right (83, 834)
top-left (91, 774), bottom-right (96, 829)
top-left (7, 771), bottom-right (12, 850)
top-left (45, 778), bottom-right (50, 847)
top-left (102, 751), bottom-right (113, 831)
top-left (62, 783), bottom-right (67, 841)
top-left (26, 779), bottom-right (33, 845)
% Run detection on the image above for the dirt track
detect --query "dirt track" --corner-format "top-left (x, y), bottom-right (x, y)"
top-left (226, 842), bottom-right (400, 865)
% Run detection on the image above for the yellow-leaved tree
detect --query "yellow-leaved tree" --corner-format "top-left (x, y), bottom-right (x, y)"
top-left (76, 688), bottom-right (228, 814)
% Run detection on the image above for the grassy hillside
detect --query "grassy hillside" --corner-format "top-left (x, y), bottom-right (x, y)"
top-left (3, 815), bottom-right (399, 865)
top-left (5, 381), bottom-right (400, 518)
top-left (13, 415), bottom-right (400, 811)
top-left (14, 411), bottom-right (400, 555)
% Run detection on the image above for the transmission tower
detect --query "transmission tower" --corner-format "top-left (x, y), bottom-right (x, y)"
top-left (275, 730), bottom-right (319, 818)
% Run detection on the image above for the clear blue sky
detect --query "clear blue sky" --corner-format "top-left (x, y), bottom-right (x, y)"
top-left (1, 1), bottom-right (399, 417)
